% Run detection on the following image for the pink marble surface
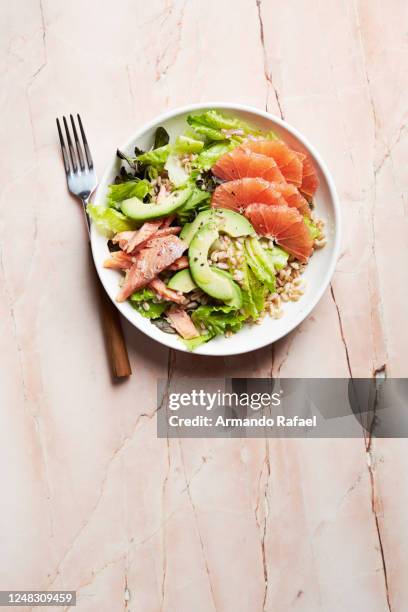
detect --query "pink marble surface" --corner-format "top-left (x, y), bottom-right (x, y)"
top-left (0, 0), bottom-right (407, 610)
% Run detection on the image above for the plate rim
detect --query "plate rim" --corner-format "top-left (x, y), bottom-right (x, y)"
top-left (90, 101), bottom-right (342, 356)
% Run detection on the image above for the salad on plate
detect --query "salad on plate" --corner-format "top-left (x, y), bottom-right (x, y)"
top-left (89, 110), bottom-right (326, 350)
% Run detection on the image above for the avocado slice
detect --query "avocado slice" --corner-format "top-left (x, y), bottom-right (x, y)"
top-left (245, 237), bottom-right (276, 292)
top-left (121, 187), bottom-right (192, 221)
top-left (167, 269), bottom-right (197, 293)
top-left (189, 222), bottom-right (242, 303)
top-left (181, 208), bottom-right (254, 245)
top-left (212, 268), bottom-right (243, 309)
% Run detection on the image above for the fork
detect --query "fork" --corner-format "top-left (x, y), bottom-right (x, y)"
top-left (56, 114), bottom-right (132, 378)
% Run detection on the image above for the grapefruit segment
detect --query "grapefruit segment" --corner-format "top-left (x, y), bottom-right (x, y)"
top-left (268, 182), bottom-right (311, 217)
top-left (298, 154), bottom-right (319, 198)
top-left (211, 178), bottom-right (286, 211)
top-left (244, 203), bottom-right (313, 262)
top-left (243, 140), bottom-right (303, 187)
top-left (212, 148), bottom-right (285, 183)
top-left (211, 177), bottom-right (311, 217)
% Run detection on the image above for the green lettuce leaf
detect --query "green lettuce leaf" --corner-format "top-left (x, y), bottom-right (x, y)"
top-left (136, 144), bottom-right (171, 167)
top-left (249, 267), bottom-right (267, 311)
top-left (174, 134), bottom-right (204, 154)
top-left (129, 288), bottom-right (168, 319)
top-left (190, 125), bottom-right (225, 141)
top-left (265, 245), bottom-right (289, 271)
top-left (247, 266), bottom-right (268, 319)
top-left (129, 288), bottom-right (156, 302)
top-left (194, 141), bottom-right (236, 170)
top-left (87, 204), bottom-right (138, 237)
top-left (187, 110), bottom-right (262, 141)
top-left (304, 216), bottom-right (320, 240)
top-left (133, 302), bottom-right (168, 319)
top-left (107, 180), bottom-right (150, 209)
top-left (183, 333), bottom-right (212, 351)
top-left (176, 186), bottom-right (211, 223)
top-left (191, 304), bottom-right (246, 337)
top-left (242, 265), bottom-right (267, 318)
top-left (244, 239), bottom-right (276, 293)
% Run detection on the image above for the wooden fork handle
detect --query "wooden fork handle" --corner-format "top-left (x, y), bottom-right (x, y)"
top-left (96, 276), bottom-right (132, 378)
top-left (81, 198), bottom-right (131, 377)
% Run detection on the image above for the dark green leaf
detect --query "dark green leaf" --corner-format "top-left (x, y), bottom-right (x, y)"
top-left (153, 126), bottom-right (170, 149)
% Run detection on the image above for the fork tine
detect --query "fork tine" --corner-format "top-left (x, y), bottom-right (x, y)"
top-left (77, 114), bottom-right (93, 169)
top-left (56, 118), bottom-right (71, 174)
top-left (63, 116), bottom-right (78, 173)
top-left (70, 114), bottom-right (85, 171)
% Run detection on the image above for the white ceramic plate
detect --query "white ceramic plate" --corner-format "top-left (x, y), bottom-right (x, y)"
top-left (91, 103), bottom-right (341, 356)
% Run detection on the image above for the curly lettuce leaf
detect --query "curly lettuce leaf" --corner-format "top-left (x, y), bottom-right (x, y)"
top-left (107, 180), bottom-right (150, 209)
top-left (87, 204), bottom-right (138, 237)
top-left (186, 120), bottom-right (226, 141)
top-left (191, 304), bottom-right (246, 337)
top-left (129, 288), bottom-right (169, 319)
top-left (187, 110), bottom-right (262, 141)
